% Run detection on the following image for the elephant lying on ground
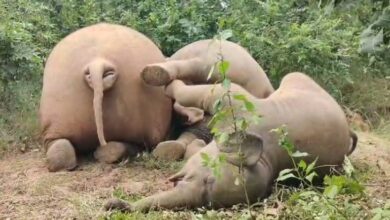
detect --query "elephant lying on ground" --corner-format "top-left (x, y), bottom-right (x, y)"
top-left (141, 39), bottom-right (274, 98)
top-left (143, 39), bottom-right (275, 160)
top-left (105, 72), bottom-right (357, 212)
top-left (40, 23), bottom-right (184, 172)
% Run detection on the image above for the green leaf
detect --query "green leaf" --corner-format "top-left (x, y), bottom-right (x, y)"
top-left (218, 154), bottom-right (227, 163)
top-left (210, 127), bottom-right (219, 135)
top-left (222, 78), bottom-right (231, 89)
top-left (217, 132), bottom-right (229, 144)
top-left (324, 185), bottom-right (339, 198)
top-left (233, 94), bottom-right (247, 101)
top-left (345, 181), bottom-right (365, 194)
top-left (277, 168), bottom-right (297, 182)
top-left (305, 172), bottom-right (317, 183)
top-left (213, 99), bottom-right (223, 112)
top-left (298, 160), bottom-right (307, 170)
top-left (219, 29), bottom-right (233, 40)
top-left (279, 168), bottom-right (294, 176)
top-left (244, 100), bottom-right (255, 112)
top-left (277, 173), bottom-right (298, 182)
top-left (280, 139), bottom-right (295, 155)
top-left (233, 94), bottom-right (256, 112)
top-left (305, 158), bottom-right (317, 175)
top-left (237, 118), bottom-right (248, 131)
top-left (201, 152), bottom-right (210, 167)
top-left (218, 60), bottom-right (230, 75)
top-left (298, 190), bottom-right (317, 198)
top-left (208, 108), bottom-right (226, 129)
top-left (342, 156), bottom-right (355, 177)
top-left (291, 151), bottom-right (309, 158)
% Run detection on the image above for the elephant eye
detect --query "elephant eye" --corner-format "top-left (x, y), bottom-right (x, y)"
top-left (84, 69), bottom-right (90, 76)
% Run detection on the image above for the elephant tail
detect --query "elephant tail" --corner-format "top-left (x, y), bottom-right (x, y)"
top-left (91, 63), bottom-right (107, 146)
top-left (85, 58), bottom-right (118, 147)
top-left (347, 130), bottom-right (358, 155)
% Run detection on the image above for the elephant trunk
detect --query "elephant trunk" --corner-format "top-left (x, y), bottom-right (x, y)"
top-left (132, 182), bottom-right (206, 212)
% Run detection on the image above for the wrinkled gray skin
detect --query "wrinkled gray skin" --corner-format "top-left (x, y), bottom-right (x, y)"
top-left (145, 39), bottom-right (275, 161)
top-left (105, 72), bottom-right (357, 212)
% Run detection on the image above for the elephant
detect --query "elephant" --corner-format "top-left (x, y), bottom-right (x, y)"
top-left (40, 23), bottom-right (187, 172)
top-left (141, 39), bottom-right (274, 98)
top-left (142, 39), bottom-right (275, 160)
top-left (105, 72), bottom-right (357, 212)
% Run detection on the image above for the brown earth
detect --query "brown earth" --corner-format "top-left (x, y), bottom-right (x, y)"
top-left (0, 131), bottom-right (389, 219)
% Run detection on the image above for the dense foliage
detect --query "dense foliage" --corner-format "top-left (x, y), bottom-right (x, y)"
top-left (0, 0), bottom-right (389, 138)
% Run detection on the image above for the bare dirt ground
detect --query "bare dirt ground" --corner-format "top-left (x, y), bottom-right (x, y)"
top-left (0, 131), bottom-right (389, 220)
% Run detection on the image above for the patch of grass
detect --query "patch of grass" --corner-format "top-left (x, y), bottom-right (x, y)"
top-left (278, 187), bottom-right (369, 219)
top-left (102, 211), bottom-right (193, 220)
top-left (102, 206), bottom-right (274, 220)
top-left (375, 118), bottom-right (390, 142)
top-left (342, 75), bottom-right (390, 127)
top-left (112, 188), bottom-right (143, 202)
top-left (0, 80), bottom-right (41, 157)
top-left (132, 153), bottom-right (185, 173)
top-left (68, 193), bottom-right (106, 219)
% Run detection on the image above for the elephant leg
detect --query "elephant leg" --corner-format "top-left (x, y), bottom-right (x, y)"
top-left (105, 181), bottom-right (206, 212)
top-left (165, 80), bottom-right (255, 114)
top-left (142, 58), bottom-right (217, 86)
top-left (173, 101), bottom-right (204, 126)
top-left (184, 139), bottom-right (207, 159)
top-left (152, 132), bottom-right (196, 161)
top-left (94, 141), bottom-right (141, 164)
top-left (164, 80), bottom-right (221, 114)
top-left (46, 139), bottom-right (77, 172)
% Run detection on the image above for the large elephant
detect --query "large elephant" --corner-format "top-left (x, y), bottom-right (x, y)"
top-left (105, 72), bottom-right (357, 212)
top-left (39, 23), bottom-right (177, 172)
top-left (142, 39), bottom-right (275, 160)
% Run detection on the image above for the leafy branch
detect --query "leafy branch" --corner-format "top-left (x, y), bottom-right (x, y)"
top-left (200, 30), bottom-right (261, 219)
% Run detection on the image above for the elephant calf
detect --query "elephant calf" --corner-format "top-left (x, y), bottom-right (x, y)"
top-left (105, 72), bottom-right (357, 212)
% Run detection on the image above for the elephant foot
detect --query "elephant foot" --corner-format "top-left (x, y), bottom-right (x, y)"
top-left (94, 141), bottom-right (139, 164)
top-left (46, 139), bottom-right (77, 172)
top-left (174, 102), bottom-right (204, 125)
top-left (141, 64), bottom-right (172, 86)
top-left (184, 139), bottom-right (206, 159)
top-left (105, 198), bottom-right (133, 212)
top-left (152, 141), bottom-right (186, 161)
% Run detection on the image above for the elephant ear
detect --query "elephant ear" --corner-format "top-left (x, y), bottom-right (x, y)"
top-left (219, 131), bottom-right (263, 167)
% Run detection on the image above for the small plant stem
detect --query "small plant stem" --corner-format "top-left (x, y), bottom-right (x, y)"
top-left (226, 89), bottom-right (238, 132)
top-left (238, 144), bottom-right (255, 220)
